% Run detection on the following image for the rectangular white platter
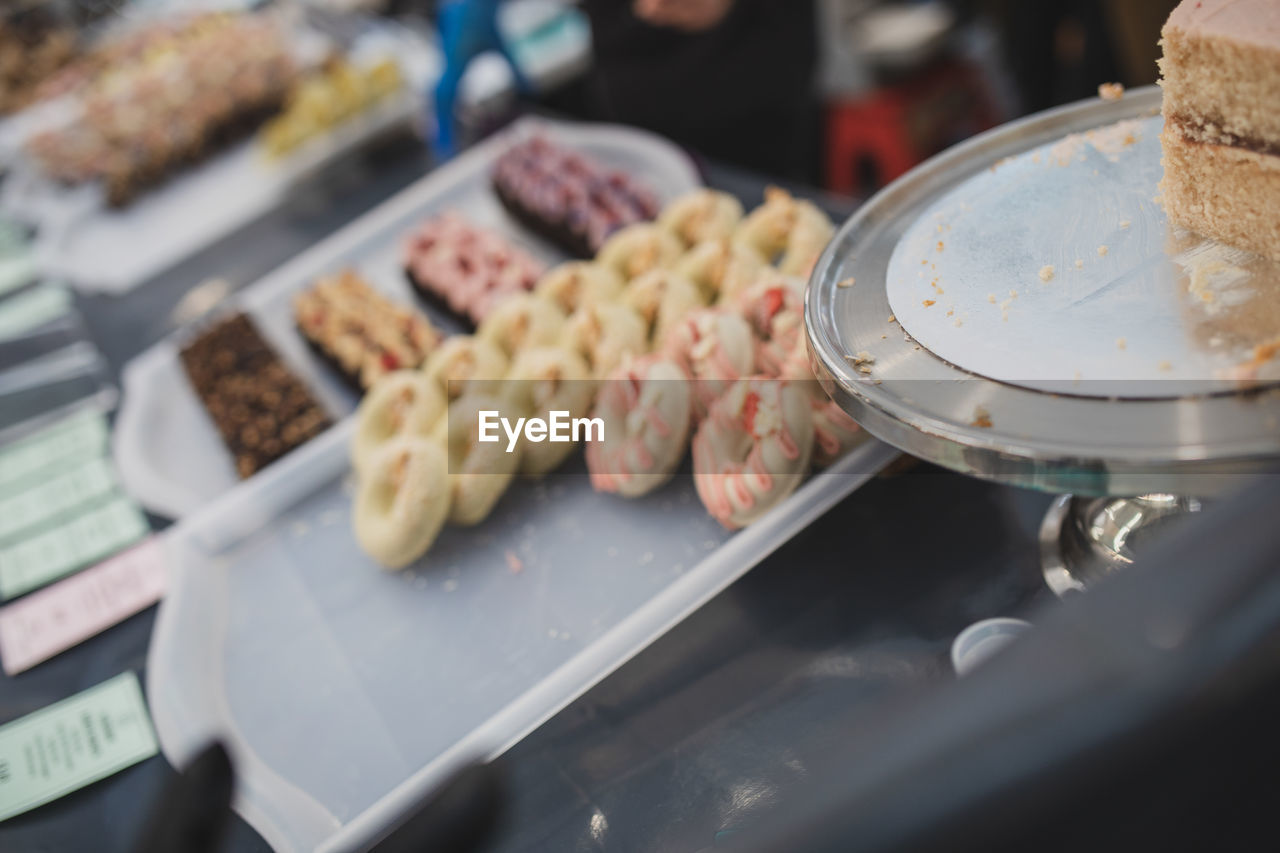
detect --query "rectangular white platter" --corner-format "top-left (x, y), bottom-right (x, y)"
top-left (129, 116), bottom-right (900, 852)
top-left (148, 419), bottom-right (896, 853)
top-left (112, 116), bottom-right (703, 519)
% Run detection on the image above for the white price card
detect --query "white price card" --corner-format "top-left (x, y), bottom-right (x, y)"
top-left (0, 538), bottom-right (166, 675)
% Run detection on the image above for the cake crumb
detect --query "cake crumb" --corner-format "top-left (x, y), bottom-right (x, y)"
top-left (1119, 220), bottom-right (1131, 229)
top-left (880, 334), bottom-right (888, 340)
top-left (1038, 265), bottom-right (1055, 282)
top-left (936, 241), bottom-right (944, 252)
top-left (851, 351), bottom-right (875, 366)
top-left (1158, 360), bottom-right (1172, 371)
top-left (837, 276), bottom-right (856, 288)
top-left (972, 406), bottom-right (993, 428)
top-left (1117, 337), bottom-right (1127, 350)
top-left (1009, 289), bottom-right (1018, 298)
top-left (1098, 82), bottom-right (1124, 101)
top-left (1098, 245), bottom-right (1109, 256)
top-left (887, 314), bottom-right (896, 323)
top-left (1074, 259), bottom-right (1084, 269)
top-left (987, 293), bottom-right (996, 303)
top-left (923, 299), bottom-right (936, 307)
top-left (954, 318), bottom-right (963, 327)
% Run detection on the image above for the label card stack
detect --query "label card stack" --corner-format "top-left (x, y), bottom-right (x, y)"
top-left (0, 411), bottom-right (149, 602)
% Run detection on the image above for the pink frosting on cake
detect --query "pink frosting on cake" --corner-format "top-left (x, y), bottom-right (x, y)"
top-left (1166, 0), bottom-right (1280, 46)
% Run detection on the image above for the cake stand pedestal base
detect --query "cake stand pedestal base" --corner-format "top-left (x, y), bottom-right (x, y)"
top-left (1039, 494), bottom-right (1206, 596)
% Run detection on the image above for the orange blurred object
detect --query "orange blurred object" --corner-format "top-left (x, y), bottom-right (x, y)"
top-left (825, 58), bottom-right (1002, 196)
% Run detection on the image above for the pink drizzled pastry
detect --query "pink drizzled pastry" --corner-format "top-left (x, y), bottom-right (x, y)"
top-left (776, 331), bottom-right (863, 466)
top-left (661, 307), bottom-right (756, 418)
top-left (586, 355), bottom-right (693, 498)
top-left (692, 376), bottom-right (813, 529)
top-left (733, 273), bottom-right (806, 377)
top-left (403, 212), bottom-right (546, 324)
top-left (809, 397), bottom-right (862, 467)
top-left (492, 135), bottom-right (660, 257)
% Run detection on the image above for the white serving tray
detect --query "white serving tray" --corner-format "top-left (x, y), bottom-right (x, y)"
top-left (112, 117), bottom-right (702, 519)
top-left (0, 26), bottom-right (439, 295)
top-left (148, 414), bottom-right (897, 853)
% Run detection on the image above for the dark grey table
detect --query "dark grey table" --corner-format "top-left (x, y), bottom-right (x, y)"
top-left (0, 131), bottom-right (1055, 853)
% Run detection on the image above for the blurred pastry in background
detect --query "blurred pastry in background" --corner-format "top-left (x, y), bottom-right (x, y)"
top-left (25, 13), bottom-right (297, 207)
top-left (259, 57), bottom-right (404, 158)
top-left (294, 269), bottom-right (440, 392)
top-left (491, 135), bottom-right (660, 257)
top-left (0, 14), bottom-right (78, 115)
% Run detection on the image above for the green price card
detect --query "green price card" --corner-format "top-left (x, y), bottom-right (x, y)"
top-left (0, 671), bottom-right (158, 822)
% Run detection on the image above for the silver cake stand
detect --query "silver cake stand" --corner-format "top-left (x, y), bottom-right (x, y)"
top-left (806, 87), bottom-right (1280, 595)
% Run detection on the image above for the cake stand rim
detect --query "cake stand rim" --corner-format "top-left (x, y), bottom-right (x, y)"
top-left (806, 85), bottom-right (1280, 497)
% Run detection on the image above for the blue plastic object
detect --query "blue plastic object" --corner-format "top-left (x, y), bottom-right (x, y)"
top-left (433, 0), bottom-right (528, 158)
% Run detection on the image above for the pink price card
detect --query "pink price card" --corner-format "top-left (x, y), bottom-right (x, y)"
top-left (0, 536), bottom-right (166, 676)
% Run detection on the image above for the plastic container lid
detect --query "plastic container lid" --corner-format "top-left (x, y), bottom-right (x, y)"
top-left (950, 617), bottom-right (1032, 677)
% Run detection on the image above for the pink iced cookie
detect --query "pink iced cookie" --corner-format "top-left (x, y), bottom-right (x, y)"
top-left (586, 355), bottom-right (693, 498)
top-left (692, 376), bottom-right (813, 529)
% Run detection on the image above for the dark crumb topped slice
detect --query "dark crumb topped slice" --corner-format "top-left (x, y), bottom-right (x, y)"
top-left (180, 312), bottom-right (331, 479)
top-left (294, 269), bottom-right (440, 391)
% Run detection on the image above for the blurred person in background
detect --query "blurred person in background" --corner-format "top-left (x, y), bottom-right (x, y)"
top-left (580, 0), bottom-right (819, 179)
top-left (432, 0), bottom-right (818, 179)
top-left (970, 0), bottom-right (1178, 113)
